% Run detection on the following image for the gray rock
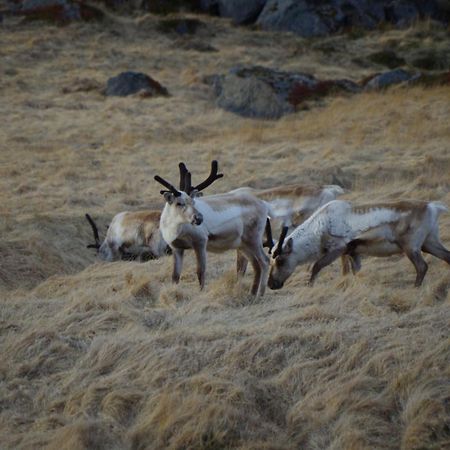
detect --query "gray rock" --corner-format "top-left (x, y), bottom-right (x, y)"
top-left (257, 0), bottom-right (329, 37)
top-left (105, 72), bottom-right (169, 97)
top-left (364, 68), bottom-right (416, 90)
top-left (218, 0), bottom-right (267, 24)
top-left (216, 74), bottom-right (291, 119)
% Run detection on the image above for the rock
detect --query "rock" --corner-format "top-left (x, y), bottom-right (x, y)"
top-left (257, 0), bottom-right (329, 37)
top-left (217, 0), bottom-right (267, 25)
top-left (216, 74), bottom-right (291, 119)
top-left (208, 65), bottom-right (360, 119)
top-left (105, 72), bottom-right (169, 97)
top-left (364, 68), bottom-right (417, 90)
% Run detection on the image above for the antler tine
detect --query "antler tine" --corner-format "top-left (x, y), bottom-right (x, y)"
top-left (85, 213), bottom-right (101, 250)
top-left (185, 171), bottom-right (192, 194)
top-left (192, 160), bottom-right (224, 193)
top-left (263, 218), bottom-right (274, 251)
top-left (273, 225), bottom-right (289, 258)
top-left (154, 175), bottom-right (181, 197)
top-left (179, 162), bottom-right (189, 191)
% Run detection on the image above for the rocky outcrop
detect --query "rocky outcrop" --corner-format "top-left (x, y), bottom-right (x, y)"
top-left (8, 1), bottom-right (448, 32)
top-left (256, 0), bottom-right (449, 37)
top-left (105, 72), bottom-right (169, 97)
top-left (206, 66), bottom-right (360, 119)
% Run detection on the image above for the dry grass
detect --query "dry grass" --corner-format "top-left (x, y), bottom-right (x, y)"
top-left (0, 14), bottom-right (449, 450)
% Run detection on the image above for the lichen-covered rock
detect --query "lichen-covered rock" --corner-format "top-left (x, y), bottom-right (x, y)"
top-left (208, 65), bottom-right (360, 119)
top-left (105, 72), bottom-right (169, 97)
top-left (216, 74), bottom-right (290, 119)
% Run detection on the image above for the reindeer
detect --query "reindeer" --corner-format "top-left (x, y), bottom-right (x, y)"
top-left (229, 183), bottom-right (344, 227)
top-left (229, 183), bottom-right (345, 275)
top-left (155, 161), bottom-right (270, 298)
top-left (85, 210), bottom-right (170, 262)
top-left (268, 199), bottom-right (450, 289)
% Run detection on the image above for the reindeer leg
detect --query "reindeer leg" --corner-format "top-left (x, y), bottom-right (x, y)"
top-left (193, 242), bottom-right (207, 289)
top-left (236, 250), bottom-right (248, 277)
top-left (309, 247), bottom-right (346, 286)
top-left (172, 248), bottom-right (184, 284)
top-left (404, 249), bottom-right (428, 287)
top-left (248, 245), bottom-right (269, 299)
top-left (341, 255), bottom-right (351, 276)
top-left (422, 237), bottom-right (450, 265)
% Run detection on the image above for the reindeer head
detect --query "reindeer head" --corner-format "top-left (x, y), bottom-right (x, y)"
top-left (155, 160), bottom-right (223, 228)
top-left (268, 226), bottom-right (296, 290)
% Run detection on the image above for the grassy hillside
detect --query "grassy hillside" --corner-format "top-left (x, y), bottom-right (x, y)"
top-left (1, 14), bottom-right (449, 450)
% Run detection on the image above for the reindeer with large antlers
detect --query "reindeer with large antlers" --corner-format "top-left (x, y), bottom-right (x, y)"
top-left (268, 199), bottom-right (450, 290)
top-left (155, 161), bottom-right (271, 298)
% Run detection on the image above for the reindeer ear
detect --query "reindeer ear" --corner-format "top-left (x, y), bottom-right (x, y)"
top-left (164, 192), bottom-right (174, 204)
top-left (285, 238), bottom-right (294, 254)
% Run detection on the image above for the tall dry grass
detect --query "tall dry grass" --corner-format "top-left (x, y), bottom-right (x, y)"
top-left (0, 13), bottom-right (449, 450)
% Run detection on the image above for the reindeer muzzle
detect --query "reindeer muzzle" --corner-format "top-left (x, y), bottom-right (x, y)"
top-left (192, 213), bottom-right (203, 225)
top-left (268, 278), bottom-right (283, 290)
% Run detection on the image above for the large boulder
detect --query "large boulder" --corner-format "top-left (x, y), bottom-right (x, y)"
top-left (207, 65), bottom-right (360, 119)
top-left (105, 72), bottom-right (169, 97)
top-left (216, 74), bottom-right (291, 119)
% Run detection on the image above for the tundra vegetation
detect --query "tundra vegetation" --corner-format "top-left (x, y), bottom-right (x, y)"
top-left (0, 10), bottom-right (449, 450)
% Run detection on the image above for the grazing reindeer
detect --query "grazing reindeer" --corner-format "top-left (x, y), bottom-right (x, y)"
top-left (155, 161), bottom-right (270, 298)
top-left (268, 199), bottom-right (450, 289)
top-left (230, 183), bottom-right (345, 275)
top-left (230, 183), bottom-right (344, 227)
top-left (85, 211), bottom-right (170, 261)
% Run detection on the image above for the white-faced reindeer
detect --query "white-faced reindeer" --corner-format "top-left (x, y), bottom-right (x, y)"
top-left (86, 210), bottom-right (170, 261)
top-left (155, 161), bottom-right (270, 298)
top-left (268, 199), bottom-right (450, 289)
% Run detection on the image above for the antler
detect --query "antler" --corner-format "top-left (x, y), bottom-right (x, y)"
top-left (191, 160), bottom-right (223, 193)
top-left (154, 175), bottom-right (182, 197)
top-left (185, 171), bottom-right (192, 194)
top-left (272, 225), bottom-right (289, 258)
top-left (179, 162), bottom-right (189, 191)
top-left (263, 218), bottom-right (274, 251)
top-left (85, 213), bottom-right (101, 250)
